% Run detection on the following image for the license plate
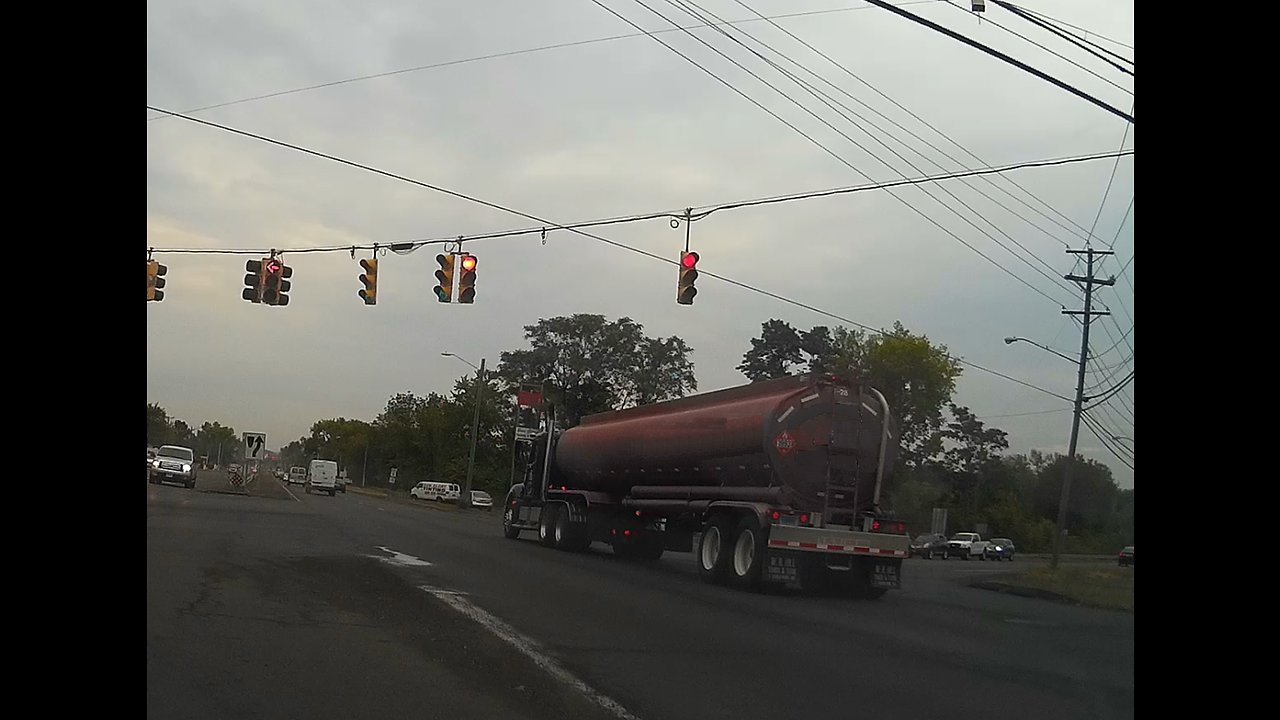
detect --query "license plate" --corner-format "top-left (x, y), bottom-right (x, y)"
top-left (765, 554), bottom-right (798, 583)
top-left (870, 563), bottom-right (901, 589)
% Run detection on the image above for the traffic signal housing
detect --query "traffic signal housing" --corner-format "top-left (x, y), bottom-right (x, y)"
top-left (358, 258), bottom-right (378, 305)
top-left (457, 253), bottom-right (477, 304)
top-left (677, 250), bottom-right (699, 305)
top-left (434, 253), bottom-right (455, 303)
top-left (262, 258), bottom-right (292, 306)
top-left (243, 259), bottom-right (264, 303)
top-left (147, 260), bottom-right (167, 302)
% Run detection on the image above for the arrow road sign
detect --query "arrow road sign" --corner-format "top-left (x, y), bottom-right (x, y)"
top-left (243, 432), bottom-right (266, 460)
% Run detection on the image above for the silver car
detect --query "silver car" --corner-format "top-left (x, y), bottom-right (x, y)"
top-left (469, 490), bottom-right (494, 511)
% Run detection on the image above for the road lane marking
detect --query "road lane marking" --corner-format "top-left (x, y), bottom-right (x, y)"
top-left (422, 586), bottom-right (641, 720)
top-left (369, 546), bottom-right (433, 567)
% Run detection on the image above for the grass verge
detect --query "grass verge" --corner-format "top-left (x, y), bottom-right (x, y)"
top-left (972, 565), bottom-right (1133, 612)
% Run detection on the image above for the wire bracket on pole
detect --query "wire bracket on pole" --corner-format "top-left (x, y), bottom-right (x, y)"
top-left (541, 227), bottom-right (547, 246)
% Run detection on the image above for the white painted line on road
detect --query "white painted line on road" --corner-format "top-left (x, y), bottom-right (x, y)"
top-left (419, 585), bottom-right (468, 596)
top-left (370, 546), bottom-right (433, 567)
top-left (423, 587), bottom-right (641, 720)
top-left (278, 477), bottom-right (302, 503)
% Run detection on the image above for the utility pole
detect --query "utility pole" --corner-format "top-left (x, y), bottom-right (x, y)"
top-left (362, 440), bottom-right (369, 488)
top-left (1052, 247), bottom-right (1115, 570)
top-left (461, 358), bottom-right (485, 509)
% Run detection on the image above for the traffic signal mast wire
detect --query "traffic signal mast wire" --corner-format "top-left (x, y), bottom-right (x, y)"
top-left (145, 105), bottom-right (1085, 402)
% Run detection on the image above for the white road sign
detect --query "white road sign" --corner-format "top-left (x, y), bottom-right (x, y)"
top-left (243, 432), bottom-right (267, 460)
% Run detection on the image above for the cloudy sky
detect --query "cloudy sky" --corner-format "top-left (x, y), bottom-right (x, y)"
top-left (146, 0), bottom-right (1134, 487)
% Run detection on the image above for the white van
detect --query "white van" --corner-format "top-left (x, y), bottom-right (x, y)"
top-left (410, 481), bottom-right (461, 502)
top-left (288, 467), bottom-right (307, 485)
top-left (307, 459), bottom-right (339, 496)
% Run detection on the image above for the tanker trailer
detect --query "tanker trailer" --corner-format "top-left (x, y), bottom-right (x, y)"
top-left (501, 373), bottom-right (910, 597)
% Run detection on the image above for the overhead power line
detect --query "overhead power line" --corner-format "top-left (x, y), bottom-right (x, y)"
top-left (145, 1), bottom-right (944, 122)
top-left (668, 0), bottom-right (1077, 297)
top-left (737, 0), bottom-right (1091, 248)
top-left (942, 2), bottom-right (1133, 93)
top-left (1011, 2), bottom-right (1135, 53)
top-left (146, 136), bottom-right (1131, 254)
top-left (989, 1), bottom-right (1133, 76)
top-left (861, 0), bottom-right (1134, 123)
top-left (594, 0), bottom-right (1071, 306)
top-left (1081, 413), bottom-right (1134, 469)
top-left (145, 104), bottom-right (1069, 402)
top-left (1086, 370), bottom-right (1133, 409)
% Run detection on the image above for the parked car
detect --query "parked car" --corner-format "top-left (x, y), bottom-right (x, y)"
top-left (469, 490), bottom-right (493, 511)
top-left (943, 532), bottom-right (989, 560)
top-left (984, 538), bottom-right (1016, 561)
top-left (1118, 545), bottom-right (1134, 567)
top-left (149, 445), bottom-right (198, 488)
top-left (909, 533), bottom-right (948, 559)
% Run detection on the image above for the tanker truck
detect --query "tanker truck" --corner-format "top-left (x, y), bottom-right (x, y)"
top-left (501, 373), bottom-right (910, 598)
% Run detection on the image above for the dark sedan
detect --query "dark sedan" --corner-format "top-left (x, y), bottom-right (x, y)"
top-left (984, 538), bottom-right (1015, 561)
top-left (1118, 545), bottom-right (1134, 567)
top-left (909, 533), bottom-right (948, 559)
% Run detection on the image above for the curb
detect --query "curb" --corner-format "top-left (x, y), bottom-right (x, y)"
top-left (969, 580), bottom-right (1079, 604)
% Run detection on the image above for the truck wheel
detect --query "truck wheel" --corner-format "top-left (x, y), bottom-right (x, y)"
top-left (554, 508), bottom-right (588, 551)
top-left (729, 515), bottom-right (768, 591)
top-left (539, 505), bottom-right (560, 548)
top-left (697, 516), bottom-right (733, 584)
top-left (503, 505), bottom-right (521, 539)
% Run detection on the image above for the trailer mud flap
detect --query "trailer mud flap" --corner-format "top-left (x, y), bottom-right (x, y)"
top-left (765, 551), bottom-right (798, 584)
top-left (870, 561), bottom-right (901, 589)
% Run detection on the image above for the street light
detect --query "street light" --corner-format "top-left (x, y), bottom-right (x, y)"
top-left (1003, 336), bottom-right (1076, 364)
top-left (1002, 335), bottom-right (1089, 571)
top-left (442, 352), bottom-right (484, 509)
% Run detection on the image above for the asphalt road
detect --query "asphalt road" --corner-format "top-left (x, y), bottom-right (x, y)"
top-left (148, 476), bottom-right (1134, 720)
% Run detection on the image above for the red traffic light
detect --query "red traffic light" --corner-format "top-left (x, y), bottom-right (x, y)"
top-left (460, 254), bottom-right (477, 272)
top-left (681, 251), bottom-right (699, 269)
top-left (265, 259), bottom-right (283, 275)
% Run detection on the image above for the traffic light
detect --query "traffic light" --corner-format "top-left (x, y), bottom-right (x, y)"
top-left (457, 253), bottom-right (477, 304)
top-left (434, 253), bottom-right (455, 303)
top-left (243, 259), bottom-right (264, 303)
top-left (262, 258), bottom-right (292, 306)
top-left (358, 258), bottom-right (378, 305)
top-left (677, 250), bottom-right (699, 305)
top-left (146, 260), bottom-right (167, 302)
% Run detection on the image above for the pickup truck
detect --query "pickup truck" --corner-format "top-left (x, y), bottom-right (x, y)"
top-left (149, 445), bottom-right (199, 489)
top-left (944, 532), bottom-right (990, 560)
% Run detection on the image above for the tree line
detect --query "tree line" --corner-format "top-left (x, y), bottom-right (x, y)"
top-left (148, 313), bottom-right (1131, 552)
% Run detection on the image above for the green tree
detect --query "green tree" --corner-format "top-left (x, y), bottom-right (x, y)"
top-left (147, 403), bottom-right (171, 446)
top-left (1032, 454), bottom-right (1121, 540)
top-left (940, 404), bottom-right (1010, 515)
top-left (498, 314), bottom-right (696, 427)
top-left (194, 421), bottom-right (237, 466)
top-left (740, 320), bottom-right (962, 467)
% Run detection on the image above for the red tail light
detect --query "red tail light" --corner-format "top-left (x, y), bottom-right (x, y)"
top-left (872, 520), bottom-right (881, 530)
top-left (623, 529), bottom-right (632, 537)
top-left (771, 511), bottom-right (781, 521)
top-left (800, 514), bottom-right (809, 524)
